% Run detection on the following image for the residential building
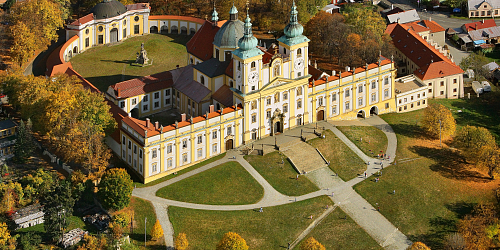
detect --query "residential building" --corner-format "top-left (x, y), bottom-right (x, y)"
top-left (395, 75), bottom-right (428, 113)
top-left (386, 9), bottom-right (420, 24)
top-left (468, 0), bottom-right (500, 18)
top-left (386, 23), bottom-right (464, 99)
top-left (404, 18), bottom-right (446, 47)
top-left (11, 203), bottom-right (44, 229)
top-left (0, 120), bottom-right (16, 160)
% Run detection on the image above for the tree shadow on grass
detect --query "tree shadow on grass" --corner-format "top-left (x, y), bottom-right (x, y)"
top-left (410, 146), bottom-right (492, 182)
top-left (85, 74), bottom-right (138, 92)
top-left (100, 59), bottom-right (135, 65)
top-left (129, 233), bottom-right (165, 249)
top-left (388, 123), bottom-right (426, 139)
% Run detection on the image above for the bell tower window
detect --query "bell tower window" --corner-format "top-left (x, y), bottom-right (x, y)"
top-left (297, 48), bottom-right (302, 57)
top-left (215, 48), bottom-right (219, 60)
top-left (225, 51), bottom-right (232, 61)
top-left (201, 76), bottom-right (205, 85)
top-left (251, 62), bottom-right (256, 70)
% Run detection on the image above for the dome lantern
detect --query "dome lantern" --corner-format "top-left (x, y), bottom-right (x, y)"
top-left (283, 1), bottom-right (304, 39)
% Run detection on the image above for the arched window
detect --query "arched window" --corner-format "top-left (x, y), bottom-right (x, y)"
top-left (273, 64), bottom-right (280, 77)
top-left (297, 87), bottom-right (302, 96)
top-left (229, 80), bottom-right (234, 88)
top-left (297, 48), bottom-right (302, 57)
top-left (200, 76), bottom-right (205, 85)
top-left (251, 101), bottom-right (257, 109)
top-left (190, 58), bottom-right (194, 64)
top-left (238, 61), bottom-right (241, 71)
top-left (251, 62), bottom-right (256, 70)
top-left (274, 93), bottom-right (280, 103)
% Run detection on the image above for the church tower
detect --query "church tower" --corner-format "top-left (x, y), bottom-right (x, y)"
top-left (277, 1), bottom-right (310, 79)
top-left (232, 5), bottom-right (264, 95)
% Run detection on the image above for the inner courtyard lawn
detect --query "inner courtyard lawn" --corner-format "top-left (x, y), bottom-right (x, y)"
top-left (336, 126), bottom-right (388, 157)
top-left (70, 33), bottom-right (190, 92)
top-left (298, 208), bottom-right (382, 250)
top-left (156, 161), bottom-right (264, 205)
top-left (308, 130), bottom-right (366, 180)
top-left (244, 151), bottom-right (319, 196)
top-left (168, 196), bottom-right (333, 249)
top-left (354, 104), bottom-right (498, 248)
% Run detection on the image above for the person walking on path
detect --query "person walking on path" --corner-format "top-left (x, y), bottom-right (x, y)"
top-left (259, 207), bottom-right (263, 212)
top-left (364, 172), bottom-right (367, 178)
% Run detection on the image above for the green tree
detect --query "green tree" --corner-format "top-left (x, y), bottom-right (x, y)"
top-left (421, 103), bottom-right (456, 140)
top-left (175, 233), bottom-right (189, 250)
top-left (459, 52), bottom-right (491, 81)
top-left (43, 180), bottom-right (75, 242)
top-left (478, 145), bottom-right (500, 179)
top-left (97, 168), bottom-right (133, 210)
top-left (19, 232), bottom-right (42, 250)
top-left (300, 236), bottom-right (326, 250)
top-left (14, 119), bottom-right (35, 163)
top-left (150, 219), bottom-right (163, 241)
top-left (22, 168), bottom-right (55, 199)
top-left (454, 125), bottom-right (496, 160)
top-left (216, 232), bottom-right (248, 250)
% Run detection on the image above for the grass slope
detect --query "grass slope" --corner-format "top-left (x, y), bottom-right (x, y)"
top-left (71, 34), bottom-right (190, 92)
top-left (354, 100), bottom-right (498, 248)
top-left (337, 126), bottom-right (388, 157)
top-left (308, 130), bottom-right (367, 180)
top-left (156, 161), bottom-right (264, 205)
top-left (169, 196), bottom-right (333, 249)
top-left (298, 208), bottom-right (382, 250)
top-left (244, 151), bottom-right (319, 196)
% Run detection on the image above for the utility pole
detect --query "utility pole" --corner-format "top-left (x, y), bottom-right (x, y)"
top-left (439, 119), bottom-right (442, 147)
top-left (145, 217), bottom-right (147, 247)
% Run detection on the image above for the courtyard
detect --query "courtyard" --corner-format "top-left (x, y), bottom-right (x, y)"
top-left (70, 33), bottom-right (190, 92)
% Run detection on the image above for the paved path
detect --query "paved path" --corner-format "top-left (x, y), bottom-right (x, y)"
top-left (133, 116), bottom-right (411, 249)
top-left (151, 202), bottom-right (174, 250)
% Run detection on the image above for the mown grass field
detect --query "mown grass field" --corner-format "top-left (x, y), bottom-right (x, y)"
top-left (156, 161), bottom-right (264, 205)
top-left (336, 126), bottom-right (388, 157)
top-left (244, 151), bottom-right (319, 196)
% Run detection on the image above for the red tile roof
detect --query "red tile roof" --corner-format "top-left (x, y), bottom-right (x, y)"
top-left (405, 20), bottom-right (445, 34)
top-left (463, 19), bottom-right (496, 31)
top-left (126, 3), bottom-right (149, 11)
top-left (69, 13), bottom-right (94, 26)
top-left (212, 85), bottom-right (233, 107)
top-left (386, 23), bottom-right (463, 80)
top-left (109, 71), bottom-right (174, 99)
top-left (186, 20), bottom-right (226, 61)
top-left (46, 35), bottom-right (80, 76)
top-left (308, 65), bottom-right (324, 80)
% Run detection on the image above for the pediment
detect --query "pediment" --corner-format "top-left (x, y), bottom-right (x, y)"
top-left (260, 78), bottom-right (294, 92)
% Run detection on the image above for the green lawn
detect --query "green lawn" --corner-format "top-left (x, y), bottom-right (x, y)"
top-left (308, 130), bottom-right (367, 180)
top-left (169, 196), bottom-right (334, 249)
top-left (244, 151), bottom-right (319, 196)
top-left (71, 33), bottom-right (190, 92)
top-left (127, 197), bottom-right (159, 249)
top-left (336, 126), bottom-right (388, 157)
top-left (131, 153), bottom-right (226, 188)
top-left (156, 161), bottom-right (264, 205)
top-left (354, 103), bottom-right (498, 249)
top-left (298, 208), bottom-right (382, 250)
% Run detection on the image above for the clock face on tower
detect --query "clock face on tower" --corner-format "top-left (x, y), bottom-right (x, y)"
top-left (248, 72), bottom-right (259, 84)
top-left (295, 58), bottom-right (304, 70)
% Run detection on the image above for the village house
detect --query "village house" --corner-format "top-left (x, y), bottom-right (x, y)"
top-left (0, 120), bottom-right (16, 161)
top-left (11, 203), bottom-right (44, 230)
top-left (468, 0), bottom-right (500, 18)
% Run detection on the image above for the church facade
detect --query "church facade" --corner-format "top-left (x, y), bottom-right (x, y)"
top-left (61, 0), bottom-right (397, 183)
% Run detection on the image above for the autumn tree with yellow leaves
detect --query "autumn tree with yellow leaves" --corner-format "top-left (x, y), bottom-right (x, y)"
top-left (0, 222), bottom-right (17, 249)
top-left (216, 232), bottom-right (249, 250)
top-left (175, 233), bottom-right (188, 250)
top-left (300, 237), bottom-right (326, 250)
top-left (421, 103), bottom-right (456, 140)
top-left (150, 219), bottom-right (163, 241)
top-left (407, 242), bottom-right (431, 250)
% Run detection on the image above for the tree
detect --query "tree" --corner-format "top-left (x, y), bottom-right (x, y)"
top-left (21, 168), bottom-right (55, 199)
top-left (14, 119), bottom-right (35, 163)
top-left (9, 22), bottom-right (37, 66)
top-left (19, 232), bottom-right (42, 250)
top-left (455, 125), bottom-right (496, 160)
top-left (421, 103), bottom-right (456, 140)
top-left (175, 233), bottom-right (189, 250)
top-left (444, 232), bottom-right (466, 250)
top-left (0, 221), bottom-right (17, 249)
top-left (478, 145), bottom-right (500, 179)
top-left (458, 203), bottom-right (498, 250)
top-left (459, 52), bottom-right (491, 81)
top-left (216, 232), bottom-right (249, 250)
top-left (77, 234), bottom-right (108, 250)
top-left (97, 168), bottom-right (133, 210)
top-left (407, 242), bottom-right (431, 250)
top-left (150, 219), bottom-right (163, 241)
top-left (109, 222), bottom-right (124, 240)
top-left (300, 236), bottom-right (326, 250)
top-left (43, 180), bottom-right (75, 242)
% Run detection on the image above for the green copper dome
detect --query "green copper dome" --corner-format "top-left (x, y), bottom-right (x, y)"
top-left (237, 14), bottom-right (257, 51)
top-left (283, 1), bottom-right (303, 38)
top-left (229, 5), bottom-right (238, 14)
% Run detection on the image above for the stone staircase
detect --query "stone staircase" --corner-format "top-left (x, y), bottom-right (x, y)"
top-left (280, 141), bottom-right (329, 174)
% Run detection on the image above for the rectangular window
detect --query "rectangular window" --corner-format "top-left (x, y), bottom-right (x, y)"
top-left (266, 111), bottom-right (271, 118)
top-left (152, 163), bottom-right (157, 172)
top-left (197, 148), bottom-right (202, 158)
top-left (154, 101), bottom-right (159, 108)
top-left (417, 101), bottom-right (420, 106)
top-left (128, 155), bottom-right (132, 164)
top-left (384, 89), bottom-right (389, 98)
top-left (98, 35), bottom-right (104, 44)
top-left (345, 102), bottom-right (350, 110)
top-left (85, 38), bottom-right (89, 48)
top-left (297, 100), bottom-right (302, 109)
top-left (132, 98), bottom-right (137, 105)
top-left (165, 98), bottom-right (171, 105)
top-left (372, 82), bottom-right (376, 89)
top-left (319, 97), bottom-right (323, 106)
top-left (251, 114), bottom-right (256, 123)
top-left (453, 88), bottom-right (457, 93)
top-left (139, 149), bottom-right (143, 158)
top-left (440, 81), bottom-right (444, 87)
top-left (167, 158), bottom-right (172, 168)
top-left (123, 28), bottom-right (126, 38)
top-left (453, 79), bottom-right (457, 84)
top-left (183, 154), bottom-right (188, 163)
top-left (120, 101), bottom-right (125, 108)
top-left (411, 96), bottom-right (414, 101)
top-left (385, 78), bottom-right (389, 85)
top-left (139, 164), bottom-right (143, 173)
top-left (345, 90), bottom-right (350, 97)
top-left (283, 93), bottom-right (288, 100)
top-left (122, 136), bottom-right (126, 145)
top-left (429, 83), bottom-right (432, 86)
top-left (428, 89), bottom-right (432, 93)
top-left (283, 105), bottom-right (288, 113)
top-left (152, 149), bottom-right (157, 158)
top-left (358, 85), bottom-right (363, 93)
top-left (198, 135), bottom-right (202, 144)
top-left (332, 106), bottom-right (337, 114)
top-left (267, 98), bottom-right (271, 105)
top-left (212, 131), bottom-right (217, 139)
top-left (440, 91), bottom-right (444, 95)
top-left (423, 92), bottom-right (426, 97)
top-left (154, 92), bottom-right (159, 99)
top-left (385, 103), bottom-right (389, 109)
top-left (134, 145), bottom-right (137, 154)
top-left (252, 132), bottom-right (257, 140)
top-left (227, 126), bottom-right (232, 135)
top-left (423, 100), bottom-right (426, 104)
top-left (134, 25), bottom-right (140, 34)
top-left (358, 98), bottom-right (363, 106)
top-left (182, 140), bottom-right (187, 149)
top-left (143, 104), bottom-right (148, 111)
top-left (332, 94), bottom-right (336, 102)
top-left (371, 94), bottom-right (376, 102)
top-left (128, 141), bottom-right (131, 149)
top-left (411, 103), bottom-right (414, 108)
top-left (167, 145), bottom-right (172, 153)
top-left (166, 89), bottom-right (171, 96)
top-left (213, 144), bottom-right (217, 153)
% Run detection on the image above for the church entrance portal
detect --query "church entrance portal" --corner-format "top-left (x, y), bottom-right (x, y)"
top-left (274, 121), bottom-right (282, 134)
top-left (110, 28), bottom-right (118, 43)
top-left (317, 110), bottom-right (324, 121)
top-left (225, 139), bottom-right (233, 150)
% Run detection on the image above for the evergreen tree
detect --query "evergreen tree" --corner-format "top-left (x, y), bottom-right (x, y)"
top-left (13, 119), bottom-right (34, 163)
top-left (43, 180), bottom-right (75, 242)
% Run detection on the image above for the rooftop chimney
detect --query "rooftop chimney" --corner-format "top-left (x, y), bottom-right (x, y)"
top-left (482, 19), bottom-right (485, 23)
top-left (332, 70), bottom-right (336, 76)
top-left (181, 113), bottom-right (186, 122)
top-left (345, 66), bottom-right (350, 72)
top-left (155, 121), bottom-right (159, 130)
top-left (209, 105), bottom-right (214, 113)
top-left (146, 118), bottom-right (150, 128)
top-left (391, 4), bottom-right (394, 9)
top-left (429, 17), bottom-right (431, 21)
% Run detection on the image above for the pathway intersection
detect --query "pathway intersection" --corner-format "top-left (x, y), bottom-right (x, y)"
top-left (132, 116), bottom-right (412, 249)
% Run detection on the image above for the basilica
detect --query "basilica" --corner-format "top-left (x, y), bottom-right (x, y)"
top-left (54, 0), bottom-right (397, 183)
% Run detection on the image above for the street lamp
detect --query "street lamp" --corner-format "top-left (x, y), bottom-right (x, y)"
top-left (145, 217), bottom-right (147, 247)
top-left (439, 119), bottom-right (442, 147)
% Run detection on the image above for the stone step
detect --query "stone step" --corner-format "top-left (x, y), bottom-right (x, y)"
top-left (281, 141), bottom-right (328, 174)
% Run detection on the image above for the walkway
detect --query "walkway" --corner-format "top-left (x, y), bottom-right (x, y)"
top-left (132, 116), bottom-right (411, 249)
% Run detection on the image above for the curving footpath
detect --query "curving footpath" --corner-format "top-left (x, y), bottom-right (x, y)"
top-left (132, 116), bottom-right (412, 249)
